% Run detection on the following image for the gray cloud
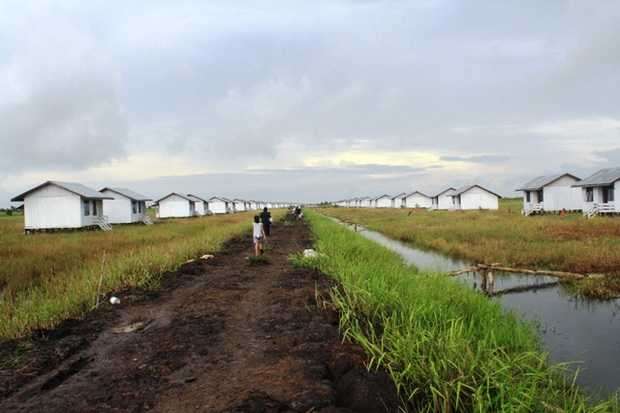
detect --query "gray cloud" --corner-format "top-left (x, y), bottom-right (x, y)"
top-left (1, 0), bottom-right (620, 205)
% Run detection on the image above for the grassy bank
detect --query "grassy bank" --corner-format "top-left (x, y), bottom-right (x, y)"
top-left (0, 211), bottom-right (281, 339)
top-left (297, 210), bottom-right (618, 412)
top-left (320, 203), bottom-right (620, 297)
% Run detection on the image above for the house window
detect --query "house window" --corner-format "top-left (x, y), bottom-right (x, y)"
top-left (610, 187), bottom-right (615, 202)
top-left (92, 200), bottom-right (97, 216)
top-left (586, 188), bottom-right (594, 202)
top-left (83, 199), bottom-right (90, 216)
top-left (132, 201), bottom-right (138, 214)
top-left (526, 192), bottom-right (531, 203)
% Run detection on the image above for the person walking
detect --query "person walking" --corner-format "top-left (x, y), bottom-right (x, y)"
top-left (260, 207), bottom-right (272, 237)
top-left (252, 215), bottom-right (265, 256)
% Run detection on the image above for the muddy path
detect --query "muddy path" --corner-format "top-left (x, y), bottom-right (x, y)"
top-left (0, 216), bottom-right (399, 412)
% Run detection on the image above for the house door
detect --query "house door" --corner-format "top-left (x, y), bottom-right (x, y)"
top-left (602, 186), bottom-right (614, 203)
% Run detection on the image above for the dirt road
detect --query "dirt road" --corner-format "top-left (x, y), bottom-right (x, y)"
top-left (0, 216), bottom-right (399, 412)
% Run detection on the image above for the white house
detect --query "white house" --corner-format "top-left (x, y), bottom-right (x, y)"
top-left (391, 193), bottom-right (406, 208)
top-left (517, 174), bottom-right (582, 215)
top-left (233, 199), bottom-right (248, 212)
top-left (187, 194), bottom-right (209, 216)
top-left (359, 197), bottom-right (372, 208)
top-left (209, 196), bottom-right (231, 214)
top-left (431, 188), bottom-right (456, 210)
top-left (451, 185), bottom-right (501, 210)
top-left (156, 193), bottom-right (196, 218)
top-left (99, 187), bottom-right (152, 224)
top-left (11, 181), bottom-right (114, 232)
top-left (403, 191), bottom-right (433, 209)
top-left (374, 194), bottom-right (392, 208)
top-left (573, 168), bottom-right (620, 216)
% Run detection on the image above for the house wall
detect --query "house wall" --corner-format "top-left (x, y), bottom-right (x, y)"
top-left (405, 194), bottom-right (432, 208)
top-left (101, 190), bottom-right (147, 223)
top-left (235, 202), bottom-right (246, 212)
top-left (81, 199), bottom-right (104, 226)
top-left (460, 187), bottom-right (499, 210)
top-left (24, 185), bottom-right (82, 229)
top-left (102, 194), bottom-right (132, 223)
top-left (210, 200), bottom-right (228, 214)
top-left (542, 176), bottom-right (582, 211)
top-left (193, 201), bottom-right (206, 215)
top-left (616, 181), bottom-right (620, 212)
top-left (437, 193), bottom-right (455, 209)
top-left (376, 197), bottom-right (392, 208)
top-left (159, 195), bottom-right (191, 218)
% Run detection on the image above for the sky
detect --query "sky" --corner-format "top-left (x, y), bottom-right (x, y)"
top-left (2, 0), bottom-right (620, 206)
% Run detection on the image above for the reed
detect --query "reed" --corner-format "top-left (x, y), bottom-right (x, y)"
top-left (296, 210), bottom-right (619, 412)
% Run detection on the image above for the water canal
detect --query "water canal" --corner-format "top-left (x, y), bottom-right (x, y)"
top-left (338, 220), bottom-right (620, 397)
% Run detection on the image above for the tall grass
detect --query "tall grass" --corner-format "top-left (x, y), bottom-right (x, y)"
top-left (0, 212), bottom-right (280, 339)
top-left (298, 210), bottom-right (618, 412)
top-left (321, 202), bottom-right (620, 277)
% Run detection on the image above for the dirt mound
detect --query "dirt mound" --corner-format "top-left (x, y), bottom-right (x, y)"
top-left (0, 216), bottom-right (400, 412)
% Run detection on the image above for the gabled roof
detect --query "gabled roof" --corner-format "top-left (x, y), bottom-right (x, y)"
top-left (187, 194), bottom-right (208, 202)
top-left (516, 173), bottom-right (581, 191)
top-left (391, 192), bottom-right (406, 200)
top-left (373, 194), bottom-right (391, 200)
top-left (433, 187), bottom-right (456, 198)
top-left (453, 185), bottom-right (502, 198)
top-left (11, 181), bottom-right (113, 202)
top-left (208, 196), bottom-right (230, 202)
top-left (404, 190), bottom-right (431, 198)
top-left (573, 168), bottom-right (620, 188)
top-left (155, 192), bottom-right (194, 203)
top-left (100, 187), bottom-right (152, 201)
top-left (358, 196), bottom-right (371, 201)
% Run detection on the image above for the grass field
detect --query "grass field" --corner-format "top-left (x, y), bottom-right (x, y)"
top-left (0, 211), bottom-right (281, 339)
top-left (297, 210), bottom-right (619, 412)
top-left (319, 200), bottom-right (620, 297)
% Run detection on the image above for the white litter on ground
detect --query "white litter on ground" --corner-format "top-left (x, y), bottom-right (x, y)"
top-left (110, 296), bottom-right (121, 305)
top-left (201, 254), bottom-right (215, 260)
top-left (303, 249), bottom-right (319, 258)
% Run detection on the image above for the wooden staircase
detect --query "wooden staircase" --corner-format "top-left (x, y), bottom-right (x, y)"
top-left (142, 215), bottom-right (154, 225)
top-left (585, 203), bottom-right (615, 218)
top-left (524, 203), bottom-right (543, 216)
top-left (96, 216), bottom-right (113, 231)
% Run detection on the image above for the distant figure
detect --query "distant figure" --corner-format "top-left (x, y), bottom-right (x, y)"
top-left (294, 206), bottom-right (302, 220)
top-left (253, 215), bottom-right (265, 256)
top-left (260, 207), bottom-right (272, 237)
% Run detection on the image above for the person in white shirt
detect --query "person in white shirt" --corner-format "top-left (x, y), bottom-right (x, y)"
top-left (253, 215), bottom-right (266, 256)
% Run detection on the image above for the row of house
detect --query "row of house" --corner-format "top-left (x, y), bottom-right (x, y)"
top-left (155, 193), bottom-right (287, 218)
top-left (11, 181), bottom-right (288, 233)
top-left (335, 185), bottom-right (501, 211)
top-left (517, 168), bottom-right (620, 217)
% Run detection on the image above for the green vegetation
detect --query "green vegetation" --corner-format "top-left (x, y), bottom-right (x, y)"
top-left (320, 201), bottom-right (620, 297)
top-left (0, 212), bottom-right (279, 339)
top-left (297, 210), bottom-right (619, 412)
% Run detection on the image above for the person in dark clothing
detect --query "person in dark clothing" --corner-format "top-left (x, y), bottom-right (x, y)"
top-left (260, 207), bottom-right (272, 237)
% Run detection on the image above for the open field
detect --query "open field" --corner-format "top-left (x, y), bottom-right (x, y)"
top-left (319, 200), bottom-right (620, 297)
top-left (297, 210), bottom-right (619, 412)
top-left (1, 215), bottom-right (399, 412)
top-left (0, 212), bottom-right (282, 339)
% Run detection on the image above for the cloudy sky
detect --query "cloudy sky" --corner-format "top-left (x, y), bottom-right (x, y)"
top-left (2, 0), bottom-right (620, 206)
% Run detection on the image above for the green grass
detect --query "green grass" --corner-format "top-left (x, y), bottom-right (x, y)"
top-left (320, 200), bottom-right (620, 297)
top-left (0, 211), bottom-right (282, 339)
top-left (296, 210), bottom-right (619, 412)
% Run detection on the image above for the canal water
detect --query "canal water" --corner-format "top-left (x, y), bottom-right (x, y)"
top-left (342, 222), bottom-right (620, 397)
